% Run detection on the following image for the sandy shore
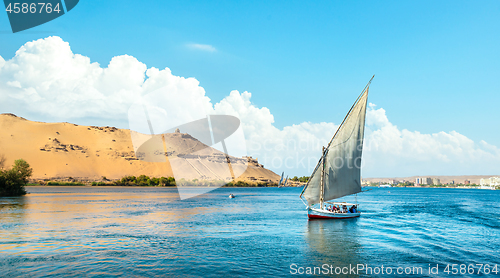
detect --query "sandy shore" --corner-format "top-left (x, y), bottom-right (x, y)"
top-left (0, 113), bottom-right (279, 184)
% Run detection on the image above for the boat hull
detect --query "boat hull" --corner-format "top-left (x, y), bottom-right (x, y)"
top-left (308, 208), bottom-right (360, 219)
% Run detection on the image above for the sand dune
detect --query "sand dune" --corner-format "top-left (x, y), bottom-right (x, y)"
top-left (0, 114), bottom-right (279, 184)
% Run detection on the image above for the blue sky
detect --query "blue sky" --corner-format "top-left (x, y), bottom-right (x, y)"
top-left (1, 0), bottom-right (499, 177)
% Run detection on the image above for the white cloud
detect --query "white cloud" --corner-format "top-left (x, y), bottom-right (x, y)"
top-left (1, 36), bottom-right (499, 177)
top-left (213, 90), bottom-right (339, 174)
top-left (361, 106), bottom-right (500, 177)
top-left (186, 43), bottom-right (217, 52)
top-left (0, 37), bottom-right (212, 123)
top-left (213, 92), bottom-right (500, 177)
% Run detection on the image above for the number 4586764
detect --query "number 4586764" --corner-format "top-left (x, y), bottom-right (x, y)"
top-left (6, 3), bottom-right (61, 14)
top-left (444, 264), bottom-right (498, 275)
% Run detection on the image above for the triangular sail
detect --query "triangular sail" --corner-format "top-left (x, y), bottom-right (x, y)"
top-left (278, 172), bottom-right (284, 186)
top-left (300, 81), bottom-right (370, 206)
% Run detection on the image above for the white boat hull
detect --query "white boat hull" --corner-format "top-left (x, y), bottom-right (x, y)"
top-left (308, 207), bottom-right (360, 219)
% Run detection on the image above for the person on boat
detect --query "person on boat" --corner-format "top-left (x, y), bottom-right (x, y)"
top-left (343, 205), bottom-right (347, 213)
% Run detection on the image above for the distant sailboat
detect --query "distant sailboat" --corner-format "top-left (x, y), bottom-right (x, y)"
top-left (283, 176), bottom-right (289, 187)
top-left (300, 76), bottom-right (373, 219)
top-left (278, 172), bottom-right (284, 188)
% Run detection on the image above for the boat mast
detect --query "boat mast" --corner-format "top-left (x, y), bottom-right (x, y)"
top-left (319, 146), bottom-right (326, 209)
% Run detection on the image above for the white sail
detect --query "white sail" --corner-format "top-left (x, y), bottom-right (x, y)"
top-left (301, 156), bottom-right (323, 204)
top-left (278, 172), bottom-right (284, 186)
top-left (301, 82), bottom-right (370, 206)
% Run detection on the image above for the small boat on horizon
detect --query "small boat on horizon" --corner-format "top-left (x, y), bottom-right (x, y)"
top-left (278, 173), bottom-right (289, 188)
top-left (300, 76), bottom-right (374, 219)
top-left (278, 172), bottom-right (284, 188)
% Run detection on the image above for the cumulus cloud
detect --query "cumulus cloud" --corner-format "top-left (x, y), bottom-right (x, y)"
top-left (1, 36), bottom-right (499, 177)
top-left (213, 90), bottom-right (339, 174)
top-left (0, 36), bottom-right (213, 124)
top-left (213, 93), bottom-right (500, 177)
top-left (186, 43), bottom-right (217, 52)
top-left (362, 105), bottom-right (500, 177)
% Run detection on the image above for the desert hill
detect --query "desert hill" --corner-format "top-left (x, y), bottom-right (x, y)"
top-left (0, 113), bottom-right (279, 184)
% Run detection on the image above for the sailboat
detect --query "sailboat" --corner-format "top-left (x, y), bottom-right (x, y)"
top-left (299, 76), bottom-right (373, 219)
top-left (278, 172), bottom-right (284, 188)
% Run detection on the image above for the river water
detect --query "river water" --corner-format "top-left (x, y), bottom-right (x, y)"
top-left (0, 186), bottom-right (499, 277)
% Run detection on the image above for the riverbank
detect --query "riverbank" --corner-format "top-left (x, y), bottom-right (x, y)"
top-left (28, 175), bottom-right (306, 187)
top-left (364, 185), bottom-right (498, 190)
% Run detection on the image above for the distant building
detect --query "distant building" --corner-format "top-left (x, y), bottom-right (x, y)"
top-left (480, 177), bottom-right (500, 186)
top-left (464, 180), bottom-right (471, 185)
top-left (415, 178), bottom-right (420, 184)
top-left (421, 177), bottom-right (432, 185)
top-left (243, 156), bottom-right (263, 168)
top-left (432, 178), bottom-right (441, 185)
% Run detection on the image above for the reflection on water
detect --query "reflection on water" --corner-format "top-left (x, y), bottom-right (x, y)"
top-left (0, 197), bottom-right (28, 244)
top-left (0, 196), bottom-right (27, 219)
top-left (0, 187), bottom-right (499, 277)
top-left (305, 219), bottom-right (361, 277)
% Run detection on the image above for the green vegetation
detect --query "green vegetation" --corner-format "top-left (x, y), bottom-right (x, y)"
top-left (175, 178), bottom-right (224, 187)
top-left (0, 159), bottom-right (33, 197)
top-left (223, 181), bottom-right (276, 187)
top-left (91, 182), bottom-right (107, 186)
top-left (92, 175), bottom-right (176, 186)
top-left (291, 176), bottom-right (309, 183)
top-left (47, 181), bottom-right (85, 186)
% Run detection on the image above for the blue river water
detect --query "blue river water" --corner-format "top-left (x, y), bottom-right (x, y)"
top-left (0, 186), bottom-right (499, 277)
